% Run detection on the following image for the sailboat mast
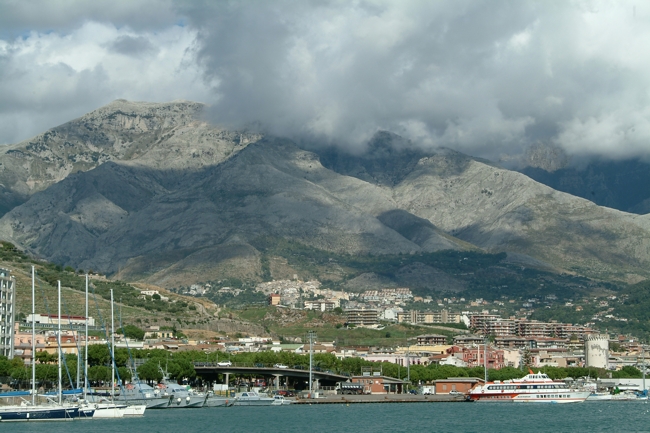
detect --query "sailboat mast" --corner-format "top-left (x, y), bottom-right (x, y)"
top-left (110, 289), bottom-right (115, 400)
top-left (57, 280), bottom-right (62, 405)
top-left (31, 266), bottom-right (35, 406)
top-left (84, 274), bottom-right (89, 400)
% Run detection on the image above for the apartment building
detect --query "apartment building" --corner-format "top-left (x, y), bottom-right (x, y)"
top-left (0, 268), bottom-right (15, 358)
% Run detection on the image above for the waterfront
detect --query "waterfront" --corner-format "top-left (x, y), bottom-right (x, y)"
top-left (5, 401), bottom-right (650, 433)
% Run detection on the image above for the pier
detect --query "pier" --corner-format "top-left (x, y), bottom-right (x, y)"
top-left (291, 394), bottom-right (467, 404)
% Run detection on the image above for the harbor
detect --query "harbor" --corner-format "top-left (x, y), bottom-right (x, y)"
top-left (291, 393), bottom-right (465, 404)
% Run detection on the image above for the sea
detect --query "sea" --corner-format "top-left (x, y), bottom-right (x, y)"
top-left (6, 401), bottom-right (650, 433)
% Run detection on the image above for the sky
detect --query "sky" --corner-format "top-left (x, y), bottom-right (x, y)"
top-left (1, 0), bottom-right (650, 163)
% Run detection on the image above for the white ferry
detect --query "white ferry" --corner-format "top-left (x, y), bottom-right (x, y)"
top-left (467, 372), bottom-right (590, 403)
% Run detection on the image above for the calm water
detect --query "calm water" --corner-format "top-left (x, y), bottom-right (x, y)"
top-left (6, 401), bottom-right (650, 433)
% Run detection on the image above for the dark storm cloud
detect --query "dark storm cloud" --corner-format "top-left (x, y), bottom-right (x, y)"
top-left (0, 0), bottom-right (178, 38)
top-left (1, 0), bottom-right (650, 162)
top-left (178, 0), bottom-right (650, 160)
top-left (107, 35), bottom-right (158, 57)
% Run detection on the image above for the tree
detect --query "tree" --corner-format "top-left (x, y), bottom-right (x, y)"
top-left (35, 350), bottom-right (56, 364)
top-left (87, 344), bottom-right (111, 367)
top-left (118, 325), bottom-right (145, 341)
top-left (137, 360), bottom-right (164, 384)
top-left (88, 366), bottom-right (111, 384)
top-left (167, 358), bottom-right (196, 382)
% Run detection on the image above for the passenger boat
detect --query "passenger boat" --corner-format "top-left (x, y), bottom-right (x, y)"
top-left (467, 372), bottom-right (590, 403)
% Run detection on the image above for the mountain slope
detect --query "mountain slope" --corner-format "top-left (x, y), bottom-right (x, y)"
top-left (520, 159), bottom-right (650, 215)
top-left (392, 149), bottom-right (650, 281)
top-left (0, 99), bottom-right (259, 216)
top-left (0, 101), bottom-right (649, 288)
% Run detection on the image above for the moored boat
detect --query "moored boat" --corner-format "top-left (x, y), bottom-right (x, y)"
top-left (232, 391), bottom-right (275, 406)
top-left (0, 403), bottom-right (80, 422)
top-left (115, 382), bottom-right (173, 408)
top-left (271, 395), bottom-right (293, 405)
top-left (203, 392), bottom-right (236, 407)
top-left (587, 392), bottom-right (613, 401)
top-left (468, 372), bottom-right (590, 403)
top-left (154, 381), bottom-right (206, 408)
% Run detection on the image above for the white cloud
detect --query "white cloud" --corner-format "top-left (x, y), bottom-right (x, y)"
top-left (1, 0), bottom-right (650, 162)
top-left (0, 20), bottom-right (207, 144)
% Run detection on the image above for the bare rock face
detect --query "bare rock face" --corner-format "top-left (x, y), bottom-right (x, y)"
top-left (0, 100), bottom-right (649, 287)
top-left (521, 142), bottom-right (569, 172)
top-left (393, 150), bottom-right (650, 281)
top-left (0, 99), bottom-right (259, 214)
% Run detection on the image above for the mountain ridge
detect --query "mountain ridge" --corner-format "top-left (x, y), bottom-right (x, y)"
top-left (0, 100), bottom-right (648, 289)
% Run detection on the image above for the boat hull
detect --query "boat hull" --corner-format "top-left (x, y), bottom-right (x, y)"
top-left (122, 404), bottom-right (146, 416)
top-left (233, 399), bottom-right (275, 406)
top-left (204, 396), bottom-right (236, 407)
top-left (469, 391), bottom-right (590, 403)
top-left (162, 395), bottom-right (206, 408)
top-left (0, 406), bottom-right (80, 422)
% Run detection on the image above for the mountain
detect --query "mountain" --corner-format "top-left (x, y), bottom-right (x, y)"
top-left (520, 159), bottom-right (650, 215)
top-left (512, 143), bottom-right (650, 215)
top-left (0, 101), bottom-right (649, 289)
top-left (0, 99), bottom-right (260, 215)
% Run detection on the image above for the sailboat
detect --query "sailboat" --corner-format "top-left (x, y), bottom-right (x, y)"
top-left (84, 286), bottom-right (145, 417)
top-left (0, 270), bottom-right (83, 421)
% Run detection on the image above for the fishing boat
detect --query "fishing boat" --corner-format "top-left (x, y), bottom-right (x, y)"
top-left (467, 371), bottom-right (590, 403)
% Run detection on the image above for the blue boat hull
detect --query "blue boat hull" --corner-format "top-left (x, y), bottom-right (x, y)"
top-left (0, 406), bottom-right (80, 421)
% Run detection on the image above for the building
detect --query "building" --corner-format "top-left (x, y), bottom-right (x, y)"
top-left (585, 334), bottom-right (609, 369)
top-left (350, 373), bottom-right (409, 394)
top-left (25, 313), bottom-right (95, 327)
top-left (269, 293), bottom-right (281, 306)
top-left (304, 300), bottom-right (336, 312)
top-left (0, 268), bottom-right (15, 358)
top-left (434, 377), bottom-right (484, 394)
top-left (416, 334), bottom-right (448, 346)
top-left (459, 346), bottom-right (506, 369)
top-left (144, 326), bottom-right (174, 339)
top-left (397, 309), bottom-right (461, 325)
top-left (453, 334), bottom-right (485, 346)
top-left (346, 309), bottom-right (379, 326)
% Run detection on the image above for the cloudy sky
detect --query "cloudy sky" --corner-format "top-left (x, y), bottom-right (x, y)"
top-left (1, 0), bottom-right (649, 162)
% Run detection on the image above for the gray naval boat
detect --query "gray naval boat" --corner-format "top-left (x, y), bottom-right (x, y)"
top-left (116, 382), bottom-right (173, 409)
top-left (154, 381), bottom-right (207, 408)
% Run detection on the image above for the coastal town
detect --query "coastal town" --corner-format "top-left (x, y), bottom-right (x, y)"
top-left (6, 273), bottom-right (646, 382)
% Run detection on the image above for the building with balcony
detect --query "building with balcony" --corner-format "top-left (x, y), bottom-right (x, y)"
top-left (346, 308), bottom-right (379, 326)
top-left (0, 268), bottom-right (15, 358)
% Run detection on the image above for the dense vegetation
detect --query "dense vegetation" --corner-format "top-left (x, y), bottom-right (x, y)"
top-left (6, 348), bottom-right (641, 391)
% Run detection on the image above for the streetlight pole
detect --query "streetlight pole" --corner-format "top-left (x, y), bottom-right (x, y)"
top-left (484, 337), bottom-right (488, 384)
top-left (308, 331), bottom-right (316, 398)
top-left (406, 344), bottom-right (410, 393)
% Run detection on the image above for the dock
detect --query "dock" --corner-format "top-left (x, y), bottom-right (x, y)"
top-left (291, 394), bottom-right (466, 404)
